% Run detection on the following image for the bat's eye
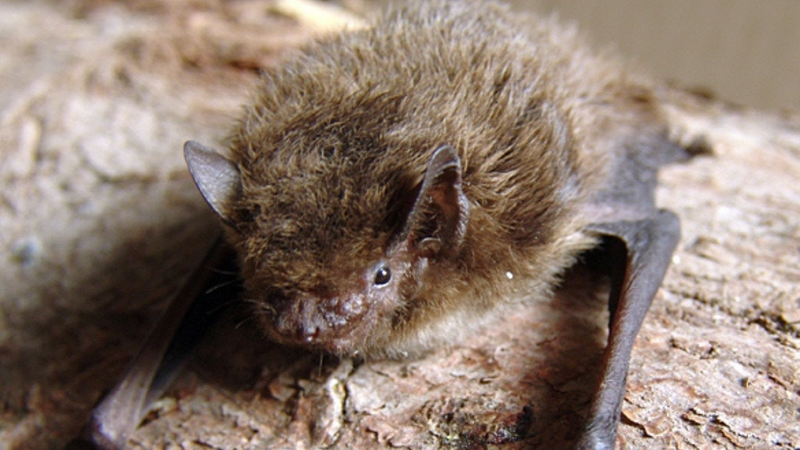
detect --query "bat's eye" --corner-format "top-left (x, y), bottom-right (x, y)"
top-left (373, 263), bottom-right (392, 286)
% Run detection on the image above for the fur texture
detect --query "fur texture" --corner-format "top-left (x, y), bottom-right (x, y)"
top-left (218, 0), bottom-right (677, 357)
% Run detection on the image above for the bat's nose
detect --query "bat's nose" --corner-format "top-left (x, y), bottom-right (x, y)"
top-left (271, 292), bottom-right (367, 346)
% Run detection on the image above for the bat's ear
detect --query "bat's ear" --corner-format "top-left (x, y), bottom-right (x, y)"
top-left (183, 140), bottom-right (241, 226)
top-left (404, 144), bottom-right (470, 257)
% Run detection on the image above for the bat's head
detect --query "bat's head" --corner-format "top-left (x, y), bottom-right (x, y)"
top-left (184, 140), bottom-right (470, 357)
top-left (180, 0), bottom-right (593, 357)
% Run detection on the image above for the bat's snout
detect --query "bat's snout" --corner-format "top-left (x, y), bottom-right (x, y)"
top-left (270, 291), bottom-right (369, 351)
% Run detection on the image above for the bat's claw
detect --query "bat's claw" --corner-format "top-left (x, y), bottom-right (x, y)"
top-left (572, 414), bottom-right (617, 450)
top-left (573, 433), bottom-right (615, 450)
top-left (573, 436), bottom-right (614, 450)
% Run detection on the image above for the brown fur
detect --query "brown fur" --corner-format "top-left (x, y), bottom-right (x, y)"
top-left (220, 0), bottom-right (676, 357)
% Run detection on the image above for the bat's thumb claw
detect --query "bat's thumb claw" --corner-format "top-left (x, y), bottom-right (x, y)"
top-left (572, 415), bottom-right (618, 450)
top-left (573, 435), bottom-right (615, 450)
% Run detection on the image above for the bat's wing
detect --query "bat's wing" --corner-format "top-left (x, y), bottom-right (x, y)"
top-left (573, 211), bottom-right (680, 450)
top-left (565, 114), bottom-right (707, 449)
top-left (67, 238), bottom-right (240, 450)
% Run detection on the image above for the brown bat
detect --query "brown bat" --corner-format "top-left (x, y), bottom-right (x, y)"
top-left (69, 1), bottom-right (702, 449)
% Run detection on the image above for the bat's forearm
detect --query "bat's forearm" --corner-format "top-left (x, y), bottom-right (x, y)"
top-left (67, 238), bottom-right (239, 450)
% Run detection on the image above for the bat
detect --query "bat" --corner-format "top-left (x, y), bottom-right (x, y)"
top-left (69, 1), bottom-right (702, 448)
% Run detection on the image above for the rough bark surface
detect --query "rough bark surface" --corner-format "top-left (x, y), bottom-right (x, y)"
top-left (0, 1), bottom-right (798, 450)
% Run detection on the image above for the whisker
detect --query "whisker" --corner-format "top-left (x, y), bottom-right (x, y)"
top-left (235, 315), bottom-right (261, 329)
top-left (202, 279), bottom-right (241, 295)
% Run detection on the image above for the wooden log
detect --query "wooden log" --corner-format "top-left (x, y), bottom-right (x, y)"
top-left (0, 1), bottom-right (797, 449)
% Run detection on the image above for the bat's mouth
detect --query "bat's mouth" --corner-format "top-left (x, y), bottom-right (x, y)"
top-left (265, 291), bottom-right (380, 355)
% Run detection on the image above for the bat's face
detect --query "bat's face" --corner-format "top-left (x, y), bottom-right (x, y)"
top-left (242, 233), bottom-right (419, 355)
top-left (185, 140), bottom-right (470, 357)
